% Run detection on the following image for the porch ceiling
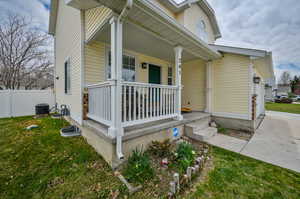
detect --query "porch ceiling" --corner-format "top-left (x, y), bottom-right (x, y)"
top-left (95, 21), bottom-right (197, 62)
top-left (66, 0), bottom-right (221, 61)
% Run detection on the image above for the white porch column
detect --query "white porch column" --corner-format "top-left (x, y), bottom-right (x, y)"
top-left (174, 46), bottom-right (183, 121)
top-left (205, 61), bottom-right (213, 113)
top-left (108, 17), bottom-right (124, 140)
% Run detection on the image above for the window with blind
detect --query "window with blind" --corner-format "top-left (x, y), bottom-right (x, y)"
top-left (107, 52), bottom-right (136, 82)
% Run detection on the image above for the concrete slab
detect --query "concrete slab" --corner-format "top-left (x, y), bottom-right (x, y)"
top-left (207, 134), bottom-right (248, 153)
top-left (241, 112), bottom-right (300, 173)
top-left (205, 111), bottom-right (300, 173)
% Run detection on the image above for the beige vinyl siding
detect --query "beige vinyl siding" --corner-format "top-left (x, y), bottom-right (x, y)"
top-left (136, 53), bottom-right (173, 85)
top-left (55, 0), bottom-right (83, 123)
top-left (182, 59), bottom-right (206, 111)
top-left (212, 53), bottom-right (250, 115)
top-left (85, 6), bottom-right (112, 42)
top-left (182, 4), bottom-right (215, 44)
top-left (152, 0), bottom-right (176, 18)
top-left (85, 41), bottom-right (106, 85)
top-left (253, 57), bottom-right (268, 80)
top-left (84, 41), bottom-right (173, 85)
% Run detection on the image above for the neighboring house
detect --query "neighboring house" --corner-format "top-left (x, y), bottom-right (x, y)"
top-left (293, 82), bottom-right (300, 95)
top-left (49, 0), bottom-right (274, 167)
top-left (276, 84), bottom-right (291, 97)
top-left (264, 77), bottom-right (276, 101)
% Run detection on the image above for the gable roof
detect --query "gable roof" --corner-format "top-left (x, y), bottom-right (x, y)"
top-left (49, 0), bottom-right (221, 39)
top-left (157, 0), bottom-right (222, 40)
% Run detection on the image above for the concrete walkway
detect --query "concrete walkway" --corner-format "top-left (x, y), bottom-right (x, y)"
top-left (207, 111), bottom-right (300, 173)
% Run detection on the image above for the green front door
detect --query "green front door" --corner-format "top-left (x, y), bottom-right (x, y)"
top-left (148, 64), bottom-right (161, 84)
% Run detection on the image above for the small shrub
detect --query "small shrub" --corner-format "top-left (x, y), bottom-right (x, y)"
top-left (124, 149), bottom-right (154, 183)
top-left (148, 139), bottom-right (172, 157)
top-left (173, 142), bottom-right (196, 173)
top-left (218, 127), bottom-right (227, 134)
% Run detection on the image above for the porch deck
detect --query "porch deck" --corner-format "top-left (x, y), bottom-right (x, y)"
top-left (83, 112), bottom-right (210, 143)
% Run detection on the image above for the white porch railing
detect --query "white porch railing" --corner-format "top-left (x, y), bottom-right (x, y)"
top-left (86, 81), bottom-right (179, 128)
top-left (121, 81), bottom-right (178, 127)
top-left (87, 81), bottom-right (112, 127)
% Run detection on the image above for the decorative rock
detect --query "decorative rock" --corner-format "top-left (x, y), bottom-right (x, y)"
top-left (170, 181), bottom-right (176, 195)
top-left (210, 122), bottom-right (217, 128)
top-left (191, 167), bottom-right (196, 174)
top-left (186, 167), bottom-right (192, 181)
top-left (173, 173), bottom-right (180, 191)
top-left (195, 165), bottom-right (200, 172)
top-left (204, 149), bottom-right (209, 154)
top-left (196, 157), bottom-right (202, 165)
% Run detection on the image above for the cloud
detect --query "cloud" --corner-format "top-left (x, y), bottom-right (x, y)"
top-left (0, 0), bottom-right (50, 32)
top-left (207, 0), bottom-right (300, 81)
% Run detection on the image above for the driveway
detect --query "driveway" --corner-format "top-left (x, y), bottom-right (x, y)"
top-left (208, 111), bottom-right (300, 173)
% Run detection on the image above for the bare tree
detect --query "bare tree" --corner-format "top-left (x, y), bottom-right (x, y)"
top-left (279, 71), bottom-right (292, 85)
top-left (0, 13), bottom-right (53, 90)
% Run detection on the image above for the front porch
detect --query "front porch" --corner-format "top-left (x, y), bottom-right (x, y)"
top-left (78, 0), bottom-right (221, 160)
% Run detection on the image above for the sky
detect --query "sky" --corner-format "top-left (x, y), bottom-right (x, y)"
top-left (1, 0), bottom-right (300, 82)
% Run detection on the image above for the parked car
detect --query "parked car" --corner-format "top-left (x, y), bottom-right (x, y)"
top-left (296, 95), bottom-right (300, 101)
top-left (275, 98), bottom-right (293, 104)
top-left (279, 95), bottom-right (288, 99)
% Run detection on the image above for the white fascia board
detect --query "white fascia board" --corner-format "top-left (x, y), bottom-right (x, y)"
top-left (210, 44), bottom-right (268, 58)
top-left (48, 0), bottom-right (58, 35)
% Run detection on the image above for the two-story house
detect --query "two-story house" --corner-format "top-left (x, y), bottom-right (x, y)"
top-left (49, 0), bottom-right (274, 167)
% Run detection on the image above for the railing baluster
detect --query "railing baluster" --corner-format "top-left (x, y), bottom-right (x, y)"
top-left (123, 85), bottom-right (126, 122)
top-left (134, 86), bottom-right (136, 121)
top-left (168, 89), bottom-right (171, 115)
top-left (138, 86), bottom-right (141, 120)
top-left (146, 87), bottom-right (149, 119)
top-left (142, 87), bottom-right (144, 119)
top-left (150, 87), bottom-right (153, 118)
top-left (129, 85), bottom-right (132, 121)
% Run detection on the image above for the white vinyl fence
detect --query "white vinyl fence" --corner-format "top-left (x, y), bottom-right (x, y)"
top-left (0, 90), bottom-right (55, 118)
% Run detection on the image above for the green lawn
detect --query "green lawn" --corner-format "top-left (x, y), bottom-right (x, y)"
top-left (1, 116), bottom-right (299, 199)
top-left (189, 147), bottom-right (300, 199)
top-left (0, 116), bottom-right (127, 199)
top-left (266, 102), bottom-right (300, 114)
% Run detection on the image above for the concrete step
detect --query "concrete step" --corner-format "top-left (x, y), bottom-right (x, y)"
top-left (185, 116), bottom-right (211, 135)
top-left (186, 127), bottom-right (217, 142)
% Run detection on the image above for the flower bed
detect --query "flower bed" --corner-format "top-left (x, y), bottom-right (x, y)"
top-left (120, 137), bottom-right (211, 197)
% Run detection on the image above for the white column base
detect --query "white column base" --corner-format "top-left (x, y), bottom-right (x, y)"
top-left (176, 114), bottom-right (183, 121)
top-left (108, 126), bottom-right (117, 138)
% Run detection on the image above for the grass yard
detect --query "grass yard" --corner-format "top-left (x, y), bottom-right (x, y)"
top-left (188, 147), bottom-right (300, 199)
top-left (0, 116), bottom-right (299, 199)
top-left (266, 102), bottom-right (300, 114)
top-left (0, 116), bottom-right (127, 199)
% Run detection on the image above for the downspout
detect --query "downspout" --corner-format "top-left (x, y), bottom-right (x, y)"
top-left (116, 0), bottom-right (133, 160)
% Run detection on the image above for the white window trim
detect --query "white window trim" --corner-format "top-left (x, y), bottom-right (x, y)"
top-left (197, 19), bottom-right (208, 42)
top-left (105, 46), bottom-right (137, 81)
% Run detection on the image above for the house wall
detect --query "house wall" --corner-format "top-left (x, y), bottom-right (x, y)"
top-left (85, 6), bottom-right (112, 42)
top-left (55, 0), bottom-right (83, 123)
top-left (181, 4), bottom-right (215, 44)
top-left (212, 53), bottom-right (251, 120)
top-left (84, 41), bottom-right (174, 85)
top-left (152, 0), bottom-right (176, 18)
top-left (182, 59), bottom-right (207, 111)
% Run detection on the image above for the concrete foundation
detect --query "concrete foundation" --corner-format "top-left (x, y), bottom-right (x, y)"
top-left (212, 116), bottom-right (255, 133)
